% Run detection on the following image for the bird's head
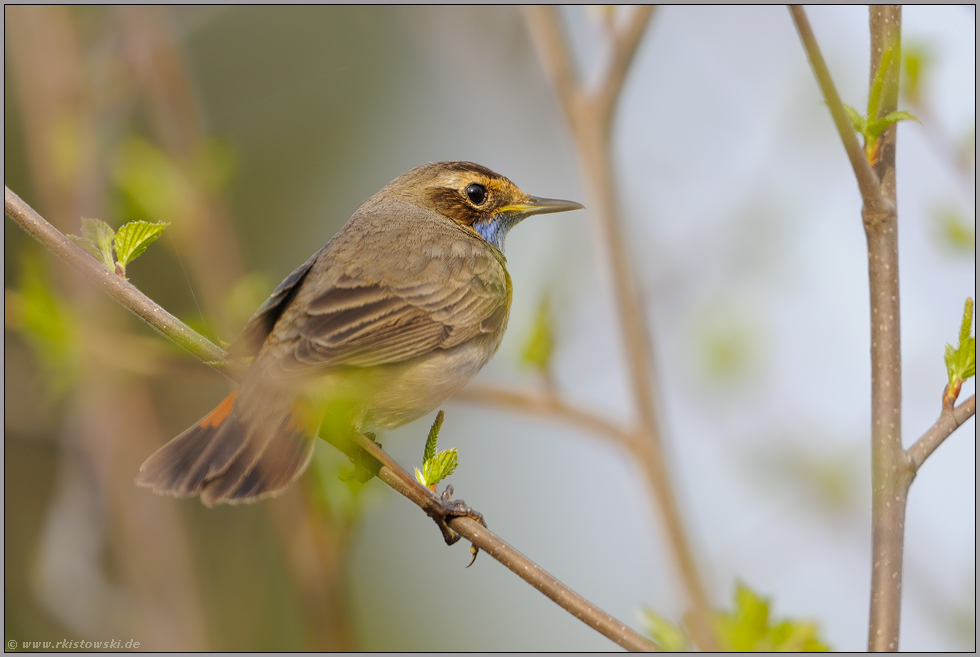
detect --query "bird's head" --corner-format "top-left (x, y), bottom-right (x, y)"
top-left (380, 161), bottom-right (583, 251)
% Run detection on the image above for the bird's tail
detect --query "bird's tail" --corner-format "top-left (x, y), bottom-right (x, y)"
top-left (137, 389), bottom-right (320, 507)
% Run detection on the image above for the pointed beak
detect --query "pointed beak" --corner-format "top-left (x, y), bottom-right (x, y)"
top-left (497, 196), bottom-right (585, 217)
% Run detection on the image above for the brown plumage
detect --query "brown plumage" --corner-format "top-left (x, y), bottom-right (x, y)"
top-left (137, 162), bottom-right (582, 506)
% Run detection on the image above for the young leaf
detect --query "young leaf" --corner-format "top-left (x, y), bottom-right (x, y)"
top-left (843, 104), bottom-right (866, 134)
top-left (867, 46), bottom-right (895, 121)
top-left (714, 582), bottom-right (830, 652)
top-left (415, 410), bottom-right (459, 488)
top-left (902, 43), bottom-right (932, 104)
top-left (114, 220), bottom-right (169, 275)
top-left (423, 410), bottom-right (445, 465)
top-left (639, 607), bottom-right (689, 652)
top-left (9, 255), bottom-right (79, 397)
top-left (932, 207), bottom-right (976, 254)
top-left (945, 297), bottom-right (976, 391)
top-left (521, 296), bottom-right (555, 372)
top-left (423, 448), bottom-right (458, 486)
top-left (69, 217), bottom-right (116, 272)
top-left (866, 111), bottom-right (919, 141)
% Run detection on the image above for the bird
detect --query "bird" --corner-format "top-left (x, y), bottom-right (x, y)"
top-left (137, 161), bottom-right (583, 507)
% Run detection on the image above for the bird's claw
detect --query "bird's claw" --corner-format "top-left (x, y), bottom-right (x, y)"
top-left (425, 484), bottom-right (486, 566)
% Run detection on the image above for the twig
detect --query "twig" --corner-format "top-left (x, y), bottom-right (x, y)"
top-left (523, 6), bottom-right (717, 652)
top-left (454, 384), bottom-right (636, 450)
top-left (792, 6), bottom-right (919, 651)
top-left (4, 186), bottom-right (655, 653)
top-left (907, 395), bottom-right (976, 471)
top-left (4, 186), bottom-right (235, 377)
top-left (789, 6), bottom-right (892, 218)
top-left (595, 6), bottom-right (657, 133)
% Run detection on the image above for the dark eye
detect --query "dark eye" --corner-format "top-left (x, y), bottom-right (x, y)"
top-left (465, 183), bottom-right (487, 206)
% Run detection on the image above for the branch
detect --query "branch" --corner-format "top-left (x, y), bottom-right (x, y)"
top-left (595, 6), bottom-right (656, 131)
top-left (524, 8), bottom-right (717, 651)
top-left (788, 6), bottom-right (891, 217)
top-left (864, 7), bottom-right (906, 652)
top-left (4, 186), bottom-right (655, 653)
top-left (5, 186), bottom-right (235, 377)
top-left (907, 395), bottom-right (976, 471)
top-left (522, 6), bottom-right (580, 128)
top-left (454, 383), bottom-right (636, 451)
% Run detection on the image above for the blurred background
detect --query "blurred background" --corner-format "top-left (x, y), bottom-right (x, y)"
top-left (4, 5), bottom-right (974, 651)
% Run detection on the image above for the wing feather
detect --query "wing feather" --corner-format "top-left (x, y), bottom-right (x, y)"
top-left (271, 255), bottom-right (507, 373)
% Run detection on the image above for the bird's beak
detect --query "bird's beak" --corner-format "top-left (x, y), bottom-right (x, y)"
top-left (497, 196), bottom-right (585, 217)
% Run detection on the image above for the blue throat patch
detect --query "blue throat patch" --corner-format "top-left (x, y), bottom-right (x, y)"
top-left (473, 214), bottom-right (523, 251)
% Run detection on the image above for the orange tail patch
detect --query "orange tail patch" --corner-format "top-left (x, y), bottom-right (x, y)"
top-left (200, 389), bottom-right (238, 429)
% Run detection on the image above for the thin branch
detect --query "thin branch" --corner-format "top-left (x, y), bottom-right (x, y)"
top-left (789, 6), bottom-right (891, 217)
top-left (907, 395), bottom-right (976, 471)
top-left (351, 432), bottom-right (655, 651)
top-left (454, 383), bottom-right (636, 451)
top-left (5, 186), bottom-right (235, 378)
top-left (524, 8), bottom-right (717, 651)
top-left (595, 6), bottom-right (656, 132)
top-left (522, 6), bottom-right (580, 128)
top-left (4, 187), bottom-right (655, 653)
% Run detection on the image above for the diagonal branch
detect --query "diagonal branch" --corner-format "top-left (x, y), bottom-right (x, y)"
top-left (523, 7), bottom-right (717, 651)
top-left (454, 383), bottom-right (637, 451)
top-left (522, 5), bottom-right (580, 128)
top-left (907, 395), bottom-right (976, 471)
top-left (595, 6), bottom-right (657, 132)
top-left (789, 5), bottom-right (891, 216)
top-left (4, 186), bottom-right (655, 653)
top-left (4, 186), bottom-right (235, 377)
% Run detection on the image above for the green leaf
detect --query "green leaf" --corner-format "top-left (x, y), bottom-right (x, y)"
top-left (902, 43), bottom-right (932, 104)
top-left (639, 607), bottom-right (689, 652)
top-left (69, 217), bottom-right (116, 272)
top-left (714, 582), bottom-right (830, 652)
top-left (423, 410), bottom-right (444, 465)
top-left (423, 448), bottom-right (458, 486)
top-left (959, 298), bottom-right (974, 346)
top-left (843, 104), bottom-right (866, 134)
top-left (112, 136), bottom-right (192, 224)
top-left (866, 111), bottom-right (919, 140)
top-left (114, 220), bottom-right (169, 274)
top-left (945, 298), bottom-right (976, 386)
top-left (416, 410), bottom-right (458, 488)
top-left (933, 207), bottom-right (976, 254)
top-left (867, 46), bottom-right (896, 120)
top-left (9, 254), bottom-right (79, 397)
top-left (521, 296), bottom-right (555, 371)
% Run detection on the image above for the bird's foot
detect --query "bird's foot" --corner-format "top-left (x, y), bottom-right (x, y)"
top-left (426, 484), bottom-right (486, 566)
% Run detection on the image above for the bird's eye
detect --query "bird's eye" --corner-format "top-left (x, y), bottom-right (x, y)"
top-left (465, 183), bottom-right (488, 206)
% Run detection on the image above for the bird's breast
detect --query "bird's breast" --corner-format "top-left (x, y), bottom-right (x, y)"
top-left (358, 331), bottom-right (505, 431)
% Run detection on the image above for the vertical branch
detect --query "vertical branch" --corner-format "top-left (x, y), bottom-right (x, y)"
top-left (524, 6), bottom-right (717, 651)
top-left (865, 7), bottom-right (910, 652)
top-left (791, 5), bottom-right (911, 651)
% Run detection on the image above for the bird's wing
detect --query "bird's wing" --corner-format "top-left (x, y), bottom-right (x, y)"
top-left (268, 246), bottom-right (510, 374)
top-left (231, 246), bottom-right (326, 358)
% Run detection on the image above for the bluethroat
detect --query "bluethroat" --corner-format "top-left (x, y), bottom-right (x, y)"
top-left (137, 161), bottom-right (583, 506)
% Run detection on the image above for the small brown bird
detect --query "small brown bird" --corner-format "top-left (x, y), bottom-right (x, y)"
top-left (138, 162), bottom-right (582, 506)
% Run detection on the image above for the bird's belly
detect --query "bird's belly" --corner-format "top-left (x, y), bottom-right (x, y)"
top-left (353, 337), bottom-right (498, 432)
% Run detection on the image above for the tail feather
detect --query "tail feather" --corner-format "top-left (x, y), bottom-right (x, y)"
top-left (137, 390), bottom-right (318, 505)
top-left (200, 405), bottom-right (319, 507)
